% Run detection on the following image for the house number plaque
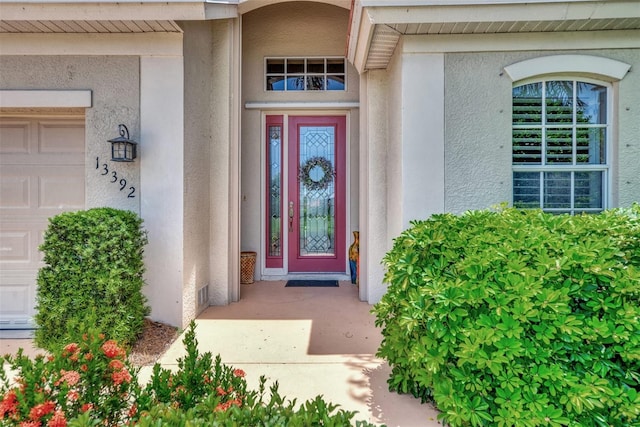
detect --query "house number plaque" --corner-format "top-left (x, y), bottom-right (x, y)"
top-left (96, 156), bottom-right (136, 198)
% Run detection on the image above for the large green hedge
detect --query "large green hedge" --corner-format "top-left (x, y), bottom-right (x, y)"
top-left (374, 206), bottom-right (640, 426)
top-left (35, 208), bottom-right (150, 351)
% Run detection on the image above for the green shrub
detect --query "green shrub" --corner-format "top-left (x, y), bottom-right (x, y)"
top-left (35, 207), bottom-right (149, 351)
top-left (1, 322), bottom-right (381, 427)
top-left (374, 206), bottom-right (640, 427)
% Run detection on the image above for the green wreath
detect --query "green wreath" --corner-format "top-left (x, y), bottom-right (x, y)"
top-left (299, 156), bottom-right (335, 191)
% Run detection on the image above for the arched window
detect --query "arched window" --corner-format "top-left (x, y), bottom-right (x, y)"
top-left (505, 55), bottom-right (631, 214)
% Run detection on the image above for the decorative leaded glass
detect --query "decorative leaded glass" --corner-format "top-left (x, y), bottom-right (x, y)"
top-left (297, 126), bottom-right (336, 256)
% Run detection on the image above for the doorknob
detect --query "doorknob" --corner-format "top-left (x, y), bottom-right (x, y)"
top-left (288, 201), bottom-right (294, 232)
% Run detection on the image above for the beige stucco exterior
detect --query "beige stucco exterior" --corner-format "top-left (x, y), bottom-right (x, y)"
top-left (0, 55), bottom-right (140, 212)
top-left (1, 0), bottom-right (639, 328)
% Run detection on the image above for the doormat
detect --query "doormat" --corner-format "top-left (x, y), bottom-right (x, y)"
top-left (285, 280), bottom-right (339, 287)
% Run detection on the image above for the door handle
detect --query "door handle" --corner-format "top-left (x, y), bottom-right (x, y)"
top-left (288, 201), bottom-right (294, 232)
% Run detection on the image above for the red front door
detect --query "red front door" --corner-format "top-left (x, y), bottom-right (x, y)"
top-left (287, 116), bottom-right (346, 272)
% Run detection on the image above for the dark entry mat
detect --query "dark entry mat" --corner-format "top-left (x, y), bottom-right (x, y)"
top-left (285, 280), bottom-right (339, 287)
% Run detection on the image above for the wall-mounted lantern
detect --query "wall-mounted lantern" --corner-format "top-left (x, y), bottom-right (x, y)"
top-left (108, 124), bottom-right (137, 162)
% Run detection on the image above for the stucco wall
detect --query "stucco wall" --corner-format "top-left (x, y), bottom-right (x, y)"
top-left (180, 21), bottom-right (214, 320)
top-left (241, 1), bottom-right (359, 278)
top-left (385, 45), bottom-right (403, 244)
top-left (612, 50), bottom-right (640, 207)
top-left (444, 52), bottom-right (513, 214)
top-left (443, 48), bottom-right (640, 213)
top-left (209, 18), bottom-right (240, 304)
top-left (0, 56), bottom-right (140, 213)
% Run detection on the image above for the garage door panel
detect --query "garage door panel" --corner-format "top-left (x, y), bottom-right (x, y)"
top-left (0, 272), bottom-right (37, 328)
top-left (0, 220), bottom-right (46, 267)
top-left (0, 116), bottom-right (84, 330)
top-left (0, 121), bottom-right (30, 154)
top-left (39, 171), bottom-right (85, 209)
top-left (0, 230), bottom-right (30, 262)
top-left (0, 175), bottom-right (30, 208)
top-left (39, 121), bottom-right (85, 154)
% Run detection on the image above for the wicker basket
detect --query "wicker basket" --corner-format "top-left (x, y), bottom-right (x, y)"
top-left (240, 251), bottom-right (257, 284)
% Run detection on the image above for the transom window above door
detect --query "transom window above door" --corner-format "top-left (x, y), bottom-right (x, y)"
top-left (265, 57), bottom-right (346, 91)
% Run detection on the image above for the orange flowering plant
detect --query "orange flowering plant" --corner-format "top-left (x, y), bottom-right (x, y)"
top-left (0, 329), bottom-right (141, 427)
top-left (136, 322), bottom-right (249, 414)
top-left (2, 321), bottom-right (380, 426)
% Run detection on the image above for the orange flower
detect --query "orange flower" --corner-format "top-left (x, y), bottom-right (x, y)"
top-left (80, 364), bottom-right (88, 372)
top-left (55, 370), bottom-right (80, 387)
top-left (20, 421), bottom-right (41, 427)
top-left (128, 404), bottom-right (137, 418)
top-left (80, 403), bottom-right (93, 413)
top-left (233, 369), bottom-right (246, 378)
top-left (84, 352), bottom-right (93, 361)
top-left (214, 401), bottom-right (231, 412)
top-left (0, 389), bottom-right (18, 419)
top-left (62, 343), bottom-right (79, 355)
top-left (101, 340), bottom-right (125, 359)
top-left (29, 401), bottom-right (55, 421)
top-left (216, 386), bottom-right (227, 396)
top-left (66, 390), bottom-right (79, 402)
top-left (111, 369), bottom-right (131, 385)
top-left (108, 359), bottom-right (124, 371)
top-left (46, 410), bottom-right (67, 427)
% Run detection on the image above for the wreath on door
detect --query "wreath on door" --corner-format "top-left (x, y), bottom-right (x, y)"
top-left (298, 156), bottom-right (335, 191)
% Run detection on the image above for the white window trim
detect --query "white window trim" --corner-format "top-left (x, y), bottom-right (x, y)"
top-left (504, 54), bottom-right (631, 83)
top-left (0, 90), bottom-right (92, 108)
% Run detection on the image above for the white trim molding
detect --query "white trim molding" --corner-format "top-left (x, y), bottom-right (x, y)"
top-left (0, 90), bottom-right (92, 108)
top-left (504, 55), bottom-right (631, 82)
top-left (245, 101), bottom-right (359, 110)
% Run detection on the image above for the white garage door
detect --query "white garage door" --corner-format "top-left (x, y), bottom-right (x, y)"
top-left (0, 116), bottom-right (85, 329)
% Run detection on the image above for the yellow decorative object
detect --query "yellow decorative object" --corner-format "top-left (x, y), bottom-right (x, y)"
top-left (348, 231), bottom-right (359, 285)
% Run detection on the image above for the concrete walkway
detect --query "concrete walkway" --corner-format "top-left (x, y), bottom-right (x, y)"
top-left (151, 281), bottom-right (440, 426)
top-left (2, 281), bottom-right (441, 426)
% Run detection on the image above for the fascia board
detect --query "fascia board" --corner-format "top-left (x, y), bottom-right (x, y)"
top-left (348, 3), bottom-right (375, 74)
top-left (364, 2), bottom-right (640, 25)
top-left (0, 2), bottom-right (210, 20)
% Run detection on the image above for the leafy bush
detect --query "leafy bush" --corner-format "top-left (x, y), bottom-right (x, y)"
top-left (374, 206), bottom-right (640, 426)
top-left (1, 322), bottom-right (380, 427)
top-left (35, 208), bottom-right (149, 351)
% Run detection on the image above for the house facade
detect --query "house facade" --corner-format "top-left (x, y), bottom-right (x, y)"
top-left (1, 0), bottom-right (638, 329)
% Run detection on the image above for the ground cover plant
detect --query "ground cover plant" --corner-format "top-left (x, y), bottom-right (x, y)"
top-left (374, 206), bottom-right (640, 426)
top-left (1, 322), bottom-right (380, 426)
top-left (35, 208), bottom-right (149, 351)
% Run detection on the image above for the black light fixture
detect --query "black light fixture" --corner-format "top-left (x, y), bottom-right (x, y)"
top-left (108, 124), bottom-right (137, 162)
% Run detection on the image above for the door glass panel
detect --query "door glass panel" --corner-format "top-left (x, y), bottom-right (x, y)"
top-left (268, 125), bottom-right (282, 257)
top-left (298, 126), bottom-right (335, 256)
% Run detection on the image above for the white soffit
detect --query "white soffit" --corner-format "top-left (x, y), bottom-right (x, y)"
top-left (0, 20), bottom-right (183, 33)
top-left (349, 1), bottom-right (640, 71)
top-left (0, 90), bottom-right (93, 108)
top-left (365, 24), bottom-right (401, 69)
top-left (503, 55), bottom-right (632, 82)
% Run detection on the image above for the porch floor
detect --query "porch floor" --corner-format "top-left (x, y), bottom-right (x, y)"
top-left (152, 280), bottom-right (441, 426)
top-left (0, 281), bottom-right (441, 426)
